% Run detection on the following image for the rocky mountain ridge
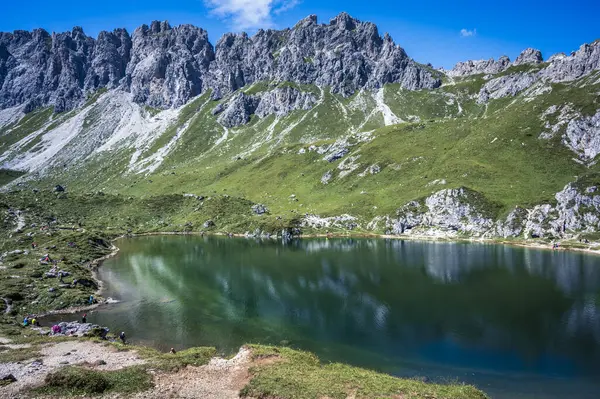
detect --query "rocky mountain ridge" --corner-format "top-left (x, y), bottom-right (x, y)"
top-left (1, 14), bottom-right (600, 242)
top-left (0, 12), bottom-right (440, 113)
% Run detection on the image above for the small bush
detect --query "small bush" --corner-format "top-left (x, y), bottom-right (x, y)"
top-left (37, 365), bottom-right (153, 396)
top-left (45, 367), bottom-right (110, 394)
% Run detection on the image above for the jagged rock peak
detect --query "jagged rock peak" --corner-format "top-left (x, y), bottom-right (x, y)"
top-left (296, 14), bottom-right (318, 28)
top-left (513, 48), bottom-right (543, 65)
top-left (447, 55), bottom-right (511, 77)
top-left (0, 12), bottom-right (439, 113)
top-left (330, 12), bottom-right (358, 30)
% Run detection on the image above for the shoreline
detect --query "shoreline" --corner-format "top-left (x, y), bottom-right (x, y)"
top-left (39, 229), bottom-right (600, 322)
top-left (119, 229), bottom-right (600, 255)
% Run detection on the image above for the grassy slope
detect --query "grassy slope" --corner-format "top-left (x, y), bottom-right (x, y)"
top-left (9, 76), bottom-right (597, 398)
top-left (43, 78), bottom-right (595, 225)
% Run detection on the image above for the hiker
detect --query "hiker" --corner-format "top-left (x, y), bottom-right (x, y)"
top-left (31, 317), bottom-right (37, 326)
top-left (31, 242), bottom-right (37, 249)
top-left (119, 331), bottom-right (126, 344)
top-left (100, 327), bottom-right (109, 340)
top-left (23, 317), bottom-right (29, 327)
top-left (169, 348), bottom-right (176, 354)
top-left (89, 295), bottom-right (94, 304)
top-left (58, 271), bottom-right (65, 283)
top-left (51, 324), bottom-right (61, 334)
top-left (82, 313), bottom-right (87, 323)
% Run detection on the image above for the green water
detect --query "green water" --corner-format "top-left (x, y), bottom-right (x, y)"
top-left (53, 236), bottom-right (600, 398)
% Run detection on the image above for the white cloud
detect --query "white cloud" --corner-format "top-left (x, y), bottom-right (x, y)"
top-left (205, 0), bottom-right (300, 31)
top-left (460, 28), bottom-right (477, 37)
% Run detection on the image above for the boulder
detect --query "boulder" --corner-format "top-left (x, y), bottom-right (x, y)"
top-left (1, 374), bottom-right (17, 383)
top-left (203, 220), bottom-right (215, 228)
top-left (251, 204), bottom-right (268, 215)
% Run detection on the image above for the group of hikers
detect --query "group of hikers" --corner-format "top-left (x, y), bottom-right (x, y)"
top-left (23, 313), bottom-right (182, 353)
top-left (23, 312), bottom-right (127, 344)
top-left (22, 316), bottom-right (40, 327)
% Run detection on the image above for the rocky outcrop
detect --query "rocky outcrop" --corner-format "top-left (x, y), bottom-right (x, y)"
top-left (447, 56), bottom-right (511, 77)
top-left (217, 92), bottom-right (259, 127)
top-left (214, 86), bottom-right (317, 126)
top-left (513, 48), bottom-right (543, 66)
top-left (84, 29), bottom-right (131, 92)
top-left (302, 213), bottom-right (358, 230)
top-left (0, 28), bottom-right (94, 112)
top-left (321, 170), bottom-right (333, 184)
top-left (0, 13), bottom-right (439, 113)
top-left (562, 110), bottom-right (600, 161)
top-left (522, 183), bottom-right (600, 238)
top-left (207, 13), bottom-right (440, 98)
top-left (383, 182), bottom-right (600, 239)
top-left (541, 41), bottom-right (600, 82)
top-left (449, 41), bottom-right (600, 86)
top-left (125, 22), bottom-right (213, 108)
top-left (477, 72), bottom-right (537, 103)
top-left (251, 204), bottom-right (268, 215)
top-left (254, 87), bottom-right (316, 118)
top-left (388, 188), bottom-right (496, 237)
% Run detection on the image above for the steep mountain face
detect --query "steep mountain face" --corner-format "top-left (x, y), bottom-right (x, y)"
top-left (0, 12), bottom-right (439, 113)
top-left (1, 14), bottom-right (600, 242)
top-left (206, 13), bottom-right (439, 99)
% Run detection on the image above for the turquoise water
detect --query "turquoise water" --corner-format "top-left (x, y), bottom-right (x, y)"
top-left (48, 236), bottom-right (600, 398)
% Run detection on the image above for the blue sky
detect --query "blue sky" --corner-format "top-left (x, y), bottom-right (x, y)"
top-left (1, 0), bottom-right (599, 68)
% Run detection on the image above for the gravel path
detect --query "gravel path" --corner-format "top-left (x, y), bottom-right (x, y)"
top-left (1, 338), bottom-right (255, 399)
top-left (0, 340), bottom-right (145, 398)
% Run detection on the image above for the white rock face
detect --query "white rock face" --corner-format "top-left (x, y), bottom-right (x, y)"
top-left (477, 73), bottom-right (537, 103)
top-left (302, 213), bottom-right (358, 230)
top-left (254, 87), bottom-right (316, 118)
top-left (382, 183), bottom-right (600, 239)
top-left (450, 41), bottom-right (600, 93)
top-left (562, 110), bottom-right (600, 161)
top-left (388, 188), bottom-right (495, 237)
top-left (513, 48), bottom-right (543, 66)
top-left (447, 56), bottom-right (511, 77)
top-left (0, 12), bottom-right (440, 113)
top-left (540, 41), bottom-right (600, 82)
top-left (216, 87), bottom-right (316, 127)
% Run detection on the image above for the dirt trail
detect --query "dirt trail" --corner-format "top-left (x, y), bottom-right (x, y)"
top-left (128, 347), bottom-right (252, 399)
top-left (0, 338), bottom-right (254, 399)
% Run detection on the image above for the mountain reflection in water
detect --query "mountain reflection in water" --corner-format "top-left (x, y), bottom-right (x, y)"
top-left (55, 236), bottom-right (600, 399)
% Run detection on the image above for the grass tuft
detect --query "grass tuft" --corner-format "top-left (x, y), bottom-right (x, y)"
top-left (242, 345), bottom-right (488, 399)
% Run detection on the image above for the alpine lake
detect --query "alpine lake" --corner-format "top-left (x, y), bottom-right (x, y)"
top-left (44, 236), bottom-right (600, 398)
